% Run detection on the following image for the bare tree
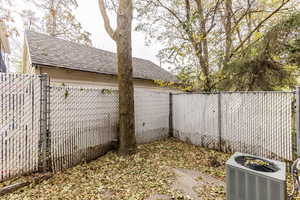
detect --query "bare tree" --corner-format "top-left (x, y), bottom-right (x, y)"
top-left (98, 0), bottom-right (136, 155)
top-left (21, 9), bottom-right (40, 31)
top-left (135, 0), bottom-right (298, 91)
top-left (28, 0), bottom-right (92, 46)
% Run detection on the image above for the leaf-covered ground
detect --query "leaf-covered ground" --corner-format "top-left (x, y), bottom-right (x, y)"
top-left (0, 138), bottom-right (298, 200)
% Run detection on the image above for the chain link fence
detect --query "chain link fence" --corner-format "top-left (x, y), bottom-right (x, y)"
top-left (0, 73), bottom-right (171, 180)
top-left (0, 72), bottom-right (298, 182)
top-left (50, 86), bottom-right (119, 172)
top-left (0, 73), bottom-right (42, 181)
top-left (49, 87), bottom-right (170, 171)
top-left (221, 92), bottom-right (294, 161)
top-left (173, 93), bottom-right (220, 149)
top-left (135, 90), bottom-right (170, 143)
top-left (172, 92), bottom-right (295, 162)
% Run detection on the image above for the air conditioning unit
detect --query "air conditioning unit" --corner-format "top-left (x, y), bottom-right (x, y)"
top-left (226, 152), bottom-right (286, 200)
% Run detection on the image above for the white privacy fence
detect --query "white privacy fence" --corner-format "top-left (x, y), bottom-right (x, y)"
top-left (50, 87), bottom-right (119, 172)
top-left (0, 72), bottom-right (298, 182)
top-left (172, 92), bottom-right (295, 162)
top-left (50, 87), bottom-right (170, 171)
top-left (135, 90), bottom-right (169, 143)
top-left (172, 93), bottom-right (219, 148)
top-left (0, 73), bottom-right (171, 180)
top-left (0, 74), bottom-right (44, 181)
top-left (221, 92), bottom-right (293, 161)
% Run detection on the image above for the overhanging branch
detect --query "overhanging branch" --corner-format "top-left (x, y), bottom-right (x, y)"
top-left (98, 0), bottom-right (117, 40)
top-left (230, 0), bottom-right (291, 58)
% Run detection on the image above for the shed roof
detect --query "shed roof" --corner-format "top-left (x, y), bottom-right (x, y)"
top-left (26, 31), bottom-right (176, 82)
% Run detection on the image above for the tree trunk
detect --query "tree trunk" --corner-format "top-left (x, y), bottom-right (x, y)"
top-left (246, 0), bottom-right (252, 45)
top-left (224, 0), bottom-right (232, 63)
top-left (183, 0), bottom-right (211, 91)
top-left (195, 0), bottom-right (209, 66)
top-left (49, 0), bottom-right (57, 36)
top-left (116, 0), bottom-right (136, 155)
top-left (98, 0), bottom-right (136, 155)
top-left (195, 0), bottom-right (210, 91)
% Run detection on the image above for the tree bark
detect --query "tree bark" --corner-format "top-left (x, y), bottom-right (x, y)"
top-left (98, 0), bottom-right (136, 155)
top-left (116, 0), bottom-right (136, 155)
top-left (49, 0), bottom-right (57, 36)
top-left (195, 0), bottom-right (209, 66)
top-left (98, 0), bottom-right (116, 40)
top-left (195, 0), bottom-right (210, 91)
top-left (224, 0), bottom-right (232, 63)
top-left (246, 0), bottom-right (252, 45)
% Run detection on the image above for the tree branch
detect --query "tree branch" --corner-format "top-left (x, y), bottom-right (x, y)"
top-left (185, 0), bottom-right (190, 21)
top-left (206, 0), bottom-right (222, 34)
top-left (231, 0), bottom-right (254, 33)
top-left (156, 0), bottom-right (183, 24)
top-left (98, 0), bottom-right (117, 40)
top-left (230, 0), bottom-right (291, 58)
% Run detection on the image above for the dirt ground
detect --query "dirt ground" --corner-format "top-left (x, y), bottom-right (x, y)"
top-left (0, 138), bottom-right (296, 200)
top-left (146, 168), bottom-right (225, 200)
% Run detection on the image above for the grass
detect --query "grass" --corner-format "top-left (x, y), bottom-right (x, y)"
top-left (0, 138), bottom-right (298, 200)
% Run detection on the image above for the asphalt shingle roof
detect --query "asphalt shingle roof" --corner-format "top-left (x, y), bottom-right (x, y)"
top-left (26, 31), bottom-right (176, 82)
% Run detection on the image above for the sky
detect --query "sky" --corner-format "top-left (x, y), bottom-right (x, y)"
top-left (74, 0), bottom-right (164, 68)
top-left (5, 0), bottom-right (168, 72)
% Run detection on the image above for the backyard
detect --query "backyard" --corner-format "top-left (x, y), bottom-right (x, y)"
top-left (1, 0), bottom-right (300, 199)
top-left (0, 138), bottom-right (297, 200)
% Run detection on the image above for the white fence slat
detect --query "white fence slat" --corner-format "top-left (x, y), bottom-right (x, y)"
top-left (173, 94), bottom-right (219, 149)
top-left (173, 92), bottom-right (294, 162)
top-left (0, 73), bottom-right (42, 182)
top-left (134, 90), bottom-right (170, 143)
top-left (49, 87), bottom-right (118, 171)
top-left (1, 72), bottom-right (295, 181)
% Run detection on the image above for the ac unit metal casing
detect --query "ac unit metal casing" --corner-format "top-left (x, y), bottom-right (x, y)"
top-left (226, 152), bottom-right (286, 200)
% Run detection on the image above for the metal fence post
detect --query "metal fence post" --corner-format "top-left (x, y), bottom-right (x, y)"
top-left (169, 92), bottom-right (173, 137)
top-left (296, 87), bottom-right (300, 156)
top-left (218, 92), bottom-right (222, 151)
top-left (46, 78), bottom-right (51, 170)
top-left (39, 74), bottom-right (51, 172)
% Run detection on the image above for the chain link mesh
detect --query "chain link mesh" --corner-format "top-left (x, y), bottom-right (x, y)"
top-left (0, 73), bottom-right (41, 181)
top-left (49, 87), bottom-right (170, 171)
top-left (50, 86), bottom-right (118, 171)
top-left (0, 72), bottom-right (296, 181)
top-left (173, 92), bottom-right (295, 162)
top-left (135, 90), bottom-right (170, 143)
top-left (173, 93), bottom-right (220, 149)
top-left (221, 92), bottom-right (294, 161)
